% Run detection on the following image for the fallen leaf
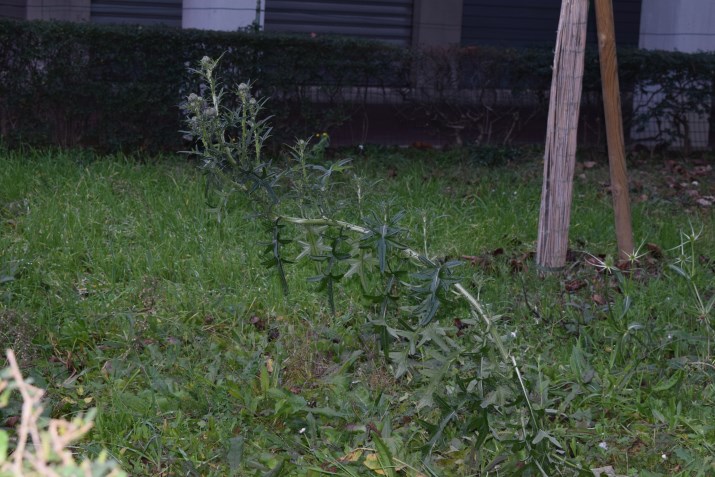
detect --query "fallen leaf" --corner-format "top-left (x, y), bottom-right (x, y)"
top-left (249, 315), bottom-right (266, 331)
top-left (583, 161), bottom-right (597, 169)
top-left (338, 449), bottom-right (363, 463)
top-left (565, 279), bottom-right (586, 292)
top-left (696, 196), bottom-right (714, 207)
top-left (616, 259), bottom-right (630, 271)
top-left (692, 164), bottom-right (712, 176)
top-left (591, 465), bottom-right (627, 477)
top-left (4, 415), bottom-right (20, 428)
top-left (101, 360), bottom-right (113, 377)
top-left (584, 254), bottom-right (607, 269)
top-left (645, 243), bottom-right (663, 259)
top-left (510, 258), bottom-right (527, 273)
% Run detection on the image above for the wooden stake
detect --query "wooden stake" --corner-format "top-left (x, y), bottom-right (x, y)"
top-left (536, 0), bottom-right (589, 270)
top-left (595, 0), bottom-right (634, 260)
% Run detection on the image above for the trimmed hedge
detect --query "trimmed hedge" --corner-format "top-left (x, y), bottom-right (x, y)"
top-left (1, 19), bottom-right (714, 151)
top-left (406, 45), bottom-right (715, 148)
top-left (0, 19), bottom-right (409, 151)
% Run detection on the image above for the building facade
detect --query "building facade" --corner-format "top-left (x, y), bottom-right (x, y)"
top-left (2, 0), bottom-right (649, 49)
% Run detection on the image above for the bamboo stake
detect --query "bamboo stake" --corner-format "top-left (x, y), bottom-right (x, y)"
top-left (536, 0), bottom-right (589, 270)
top-left (595, 0), bottom-right (634, 260)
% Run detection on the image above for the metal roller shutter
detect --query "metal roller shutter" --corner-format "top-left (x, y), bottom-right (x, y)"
top-left (264, 0), bottom-right (413, 46)
top-left (461, 0), bottom-right (642, 47)
top-left (91, 0), bottom-right (182, 27)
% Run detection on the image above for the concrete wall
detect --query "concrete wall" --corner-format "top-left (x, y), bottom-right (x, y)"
top-left (183, 0), bottom-right (264, 31)
top-left (0, 0), bottom-right (26, 19)
top-left (632, 0), bottom-right (715, 149)
top-left (639, 0), bottom-right (715, 52)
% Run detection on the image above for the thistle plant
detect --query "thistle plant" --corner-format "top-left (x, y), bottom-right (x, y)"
top-left (182, 57), bottom-right (582, 474)
top-left (669, 224), bottom-right (715, 355)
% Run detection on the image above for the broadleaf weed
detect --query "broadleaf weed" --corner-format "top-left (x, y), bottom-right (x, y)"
top-left (181, 56), bottom-right (575, 474)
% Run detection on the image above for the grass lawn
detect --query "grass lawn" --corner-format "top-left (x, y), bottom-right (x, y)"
top-left (1, 146), bottom-right (713, 476)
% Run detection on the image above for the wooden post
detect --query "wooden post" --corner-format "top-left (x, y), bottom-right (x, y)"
top-left (536, 0), bottom-right (589, 270)
top-left (595, 0), bottom-right (634, 260)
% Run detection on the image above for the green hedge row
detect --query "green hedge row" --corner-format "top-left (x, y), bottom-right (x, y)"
top-left (408, 45), bottom-right (715, 149)
top-left (1, 19), bottom-right (713, 151)
top-left (0, 19), bottom-right (408, 151)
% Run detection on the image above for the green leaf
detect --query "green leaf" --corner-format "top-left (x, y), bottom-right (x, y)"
top-left (227, 436), bottom-right (244, 473)
top-left (416, 323), bottom-right (454, 353)
top-left (570, 344), bottom-right (597, 385)
top-left (371, 435), bottom-right (397, 477)
top-left (262, 458), bottom-right (285, 477)
top-left (264, 220), bottom-right (292, 295)
top-left (668, 263), bottom-right (690, 279)
top-left (423, 397), bottom-right (458, 456)
top-left (302, 407), bottom-right (348, 418)
top-left (417, 351), bottom-right (457, 410)
top-left (652, 370), bottom-right (683, 392)
top-left (415, 295), bottom-right (441, 326)
top-left (335, 350), bottom-right (363, 375)
top-left (0, 430), bottom-right (8, 464)
top-left (466, 407), bottom-right (491, 449)
top-left (532, 429), bottom-right (563, 450)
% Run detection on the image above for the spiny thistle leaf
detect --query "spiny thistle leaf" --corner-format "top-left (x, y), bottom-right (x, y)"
top-left (261, 220), bottom-right (292, 295)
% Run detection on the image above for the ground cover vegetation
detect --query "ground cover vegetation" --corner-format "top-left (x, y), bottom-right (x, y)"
top-left (1, 60), bottom-right (714, 476)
